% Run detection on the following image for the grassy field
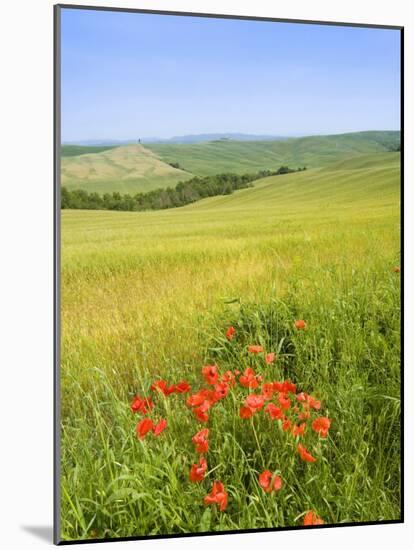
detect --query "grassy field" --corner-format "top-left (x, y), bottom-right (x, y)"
top-left (61, 144), bottom-right (193, 194)
top-left (60, 151), bottom-right (401, 541)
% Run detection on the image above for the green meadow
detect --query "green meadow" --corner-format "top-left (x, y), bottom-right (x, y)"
top-left (60, 148), bottom-right (401, 541)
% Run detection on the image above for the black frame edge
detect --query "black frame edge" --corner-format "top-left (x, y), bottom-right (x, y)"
top-left (54, 3), bottom-right (62, 546)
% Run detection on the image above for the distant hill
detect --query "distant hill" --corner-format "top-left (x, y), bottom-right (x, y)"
top-left (61, 144), bottom-right (193, 194)
top-left (63, 133), bottom-right (286, 146)
top-left (146, 131), bottom-right (400, 176)
top-left (60, 131), bottom-right (400, 194)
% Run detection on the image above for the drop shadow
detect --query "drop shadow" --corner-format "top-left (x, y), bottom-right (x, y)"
top-left (21, 525), bottom-right (53, 543)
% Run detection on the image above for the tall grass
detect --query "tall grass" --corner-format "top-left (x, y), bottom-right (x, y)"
top-left (60, 154), bottom-right (401, 540)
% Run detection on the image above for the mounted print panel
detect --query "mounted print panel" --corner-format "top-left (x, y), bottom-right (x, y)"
top-left (54, 4), bottom-right (403, 544)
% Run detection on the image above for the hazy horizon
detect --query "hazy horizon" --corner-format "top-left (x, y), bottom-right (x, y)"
top-left (61, 9), bottom-right (401, 142)
top-left (62, 128), bottom-right (400, 145)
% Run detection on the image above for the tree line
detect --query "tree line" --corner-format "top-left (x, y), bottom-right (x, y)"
top-left (61, 166), bottom-right (306, 212)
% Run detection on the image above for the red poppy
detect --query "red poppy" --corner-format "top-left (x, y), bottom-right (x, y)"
top-left (294, 320), bottom-right (307, 330)
top-left (189, 457), bottom-right (208, 482)
top-left (174, 381), bottom-right (191, 393)
top-left (296, 392), bottom-right (308, 402)
top-left (131, 395), bottom-right (154, 415)
top-left (221, 370), bottom-right (236, 387)
top-left (248, 345), bottom-right (264, 354)
top-left (265, 352), bottom-right (275, 364)
top-left (192, 428), bottom-right (209, 453)
top-left (299, 410), bottom-right (311, 421)
top-left (292, 423), bottom-right (306, 437)
top-left (194, 405), bottom-right (209, 423)
top-left (303, 511), bottom-right (324, 525)
top-left (239, 367), bottom-right (259, 389)
top-left (261, 382), bottom-right (274, 400)
top-left (312, 417), bottom-right (331, 438)
top-left (245, 394), bottom-right (265, 411)
top-left (152, 418), bottom-right (167, 436)
top-left (278, 393), bottom-right (291, 410)
top-left (136, 418), bottom-right (154, 439)
top-left (202, 364), bottom-right (219, 385)
top-left (282, 418), bottom-right (292, 432)
top-left (213, 382), bottom-right (230, 401)
top-left (297, 443), bottom-right (316, 463)
top-left (393, 266), bottom-right (400, 273)
top-left (226, 326), bottom-right (236, 340)
top-left (187, 389), bottom-right (210, 407)
top-left (265, 403), bottom-right (283, 420)
top-left (204, 481), bottom-right (228, 511)
top-left (273, 381), bottom-right (296, 394)
top-left (240, 405), bottom-right (254, 419)
top-left (308, 395), bottom-right (321, 410)
top-left (150, 380), bottom-right (175, 396)
top-left (259, 470), bottom-right (283, 493)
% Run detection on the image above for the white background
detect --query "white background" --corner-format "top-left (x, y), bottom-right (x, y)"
top-left (0, 0), bottom-right (410, 547)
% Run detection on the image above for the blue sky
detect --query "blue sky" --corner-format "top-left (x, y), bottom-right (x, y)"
top-left (61, 8), bottom-right (401, 141)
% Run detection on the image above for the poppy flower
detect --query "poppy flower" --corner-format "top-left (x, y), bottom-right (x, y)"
top-left (299, 410), bottom-right (311, 421)
top-left (245, 394), bottom-right (265, 411)
top-left (265, 352), bottom-right (276, 364)
top-left (130, 395), bottom-right (154, 415)
top-left (303, 511), bottom-right (324, 525)
top-left (213, 382), bottom-right (230, 401)
top-left (259, 470), bottom-right (283, 493)
top-left (296, 392), bottom-right (308, 402)
top-left (292, 423), bottom-right (306, 437)
top-left (297, 443), bottom-right (316, 463)
top-left (393, 266), bottom-right (400, 273)
top-left (248, 345), bottom-right (264, 354)
top-left (308, 395), bottom-right (321, 410)
top-left (239, 367), bottom-right (259, 389)
top-left (239, 406), bottom-right (253, 419)
top-left (194, 405), bottom-right (209, 423)
top-left (204, 481), bottom-right (228, 511)
top-left (187, 389), bottom-right (210, 407)
top-left (312, 417), bottom-right (331, 438)
top-left (282, 418), bottom-right (292, 432)
top-left (294, 320), bottom-right (307, 330)
top-left (278, 393), bottom-right (291, 410)
top-left (136, 418), bottom-right (154, 439)
top-left (189, 457), bottom-right (208, 482)
top-left (265, 403), bottom-right (283, 420)
top-left (261, 382), bottom-right (274, 400)
top-left (273, 381), bottom-right (296, 394)
top-left (202, 364), bottom-right (219, 385)
top-left (174, 381), bottom-right (191, 393)
top-left (226, 326), bottom-right (236, 340)
top-left (192, 428), bottom-right (209, 453)
top-left (221, 370), bottom-right (236, 386)
top-left (150, 380), bottom-right (175, 396)
top-left (153, 418), bottom-right (167, 436)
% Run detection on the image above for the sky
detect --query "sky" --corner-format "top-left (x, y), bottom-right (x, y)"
top-left (60, 8), bottom-right (401, 142)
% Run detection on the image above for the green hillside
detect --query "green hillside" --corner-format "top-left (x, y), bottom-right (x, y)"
top-left (61, 144), bottom-right (193, 194)
top-left (61, 145), bottom-right (118, 157)
top-left (146, 131), bottom-right (400, 176)
top-left (185, 152), bottom-right (400, 213)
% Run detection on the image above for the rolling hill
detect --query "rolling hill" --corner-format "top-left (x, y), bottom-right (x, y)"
top-left (146, 131), bottom-right (399, 176)
top-left (61, 144), bottom-right (194, 194)
top-left (60, 131), bottom-right (399, 195)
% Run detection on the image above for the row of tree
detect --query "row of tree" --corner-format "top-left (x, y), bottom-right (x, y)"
top-left (61, 166), bottom-right (306, 212)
